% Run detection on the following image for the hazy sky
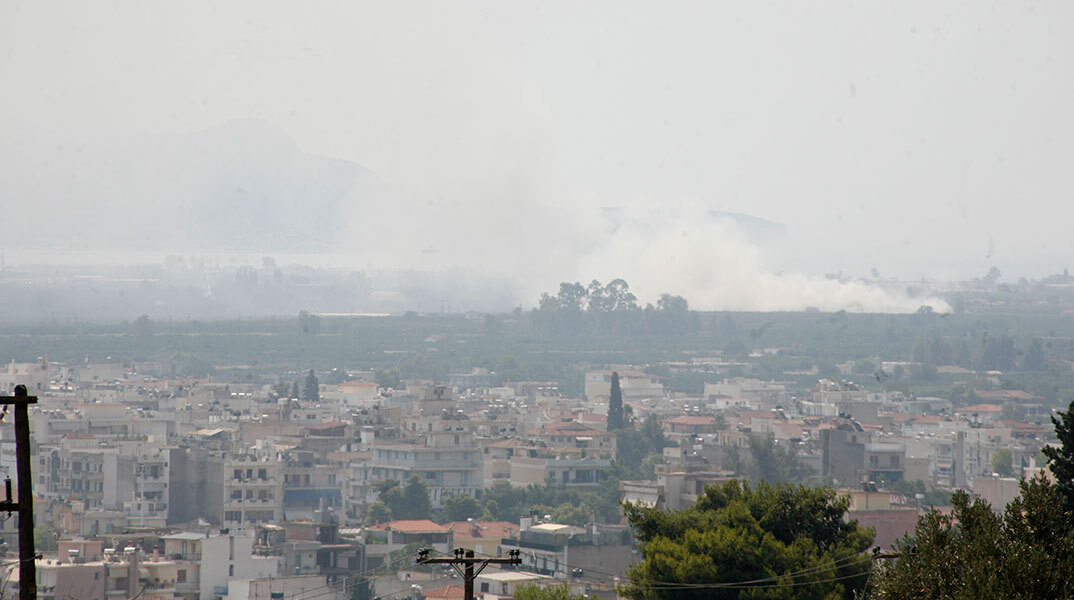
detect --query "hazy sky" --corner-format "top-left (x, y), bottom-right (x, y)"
top-left (2, 1), bottom-right (1072, 309)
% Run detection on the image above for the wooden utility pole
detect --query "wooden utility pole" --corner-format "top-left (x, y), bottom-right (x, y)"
top-left (0, 385), bottom-right (38, 600)
top-left (417, 548), bottom-right (521, 600)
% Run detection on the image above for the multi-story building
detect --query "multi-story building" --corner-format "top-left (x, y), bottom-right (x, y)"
top-left (345, 458), bottom-right (375, 523)
top-left (222, 456), bottom-right (283, 527)
top-left (509, 456), bottom-right (613, 489)
top-left (163, 530), bottom-right (279, 600)
top-left (370, 415), bottom-right (482, 506)
top-left (281, 449), bottom-right (344, 521)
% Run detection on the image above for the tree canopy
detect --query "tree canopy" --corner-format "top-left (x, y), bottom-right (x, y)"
top-left (368, 476), bottom-right (432, 523)
top-left (621, 480), bottom-right (874, 600)
top-left (723, 434), bottom-right (814, 485)
top-left (532, 279), bottom-right (700, 335)
top-left (872, 477), bottom-right (1074, 599)
top-left (303, 368), bottom-right (320, 402)
top-left (513, 585), bottom-right (588, 600)
top-left (1043, 399), bottom-right (1074, 509)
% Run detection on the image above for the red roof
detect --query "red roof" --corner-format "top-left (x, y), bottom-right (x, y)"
top-left (369, 520), bottom-right (450, 533)
top-left (425, 585), bottom-right (465, 599)
top-left (445, 521), bottom-right (519, 540)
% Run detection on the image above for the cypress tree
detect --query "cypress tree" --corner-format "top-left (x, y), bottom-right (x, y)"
top-left (303, 369), bottom-right (320, 402)
top-left (608, 371), bottom-right (624, 430)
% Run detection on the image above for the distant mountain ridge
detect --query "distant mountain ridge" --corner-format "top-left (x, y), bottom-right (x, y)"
top-left (3, 119), bottom-right (371, 253)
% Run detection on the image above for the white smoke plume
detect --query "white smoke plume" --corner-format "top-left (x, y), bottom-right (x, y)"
top-left (569, 208), bottom-right (950, 313)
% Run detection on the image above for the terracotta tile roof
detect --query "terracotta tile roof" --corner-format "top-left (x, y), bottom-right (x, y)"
top-left (445, 521), bottom-right (520, 540)
top-left (369, 520), bottom-right (450, 533)
top-left (425, 585), bottom-right (465, 599)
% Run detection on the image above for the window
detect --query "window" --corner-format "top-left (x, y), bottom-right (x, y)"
top-left (234, 469), bottom-right (242, 480)
top-left (177, 570), bottom-right (186, 583)
top-left (229, 565), bottom-right (234, 576)
top-left (258, 468), bottom-right (267, 480)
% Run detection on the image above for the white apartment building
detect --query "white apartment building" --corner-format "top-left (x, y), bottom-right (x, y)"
top-left (163, 530), bottom-right (278, 600)
top-left (222, 456), bottom-right (283, 527)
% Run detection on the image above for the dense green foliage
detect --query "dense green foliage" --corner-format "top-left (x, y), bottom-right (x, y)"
top-left (366, 475), bottom-right (625, 527)
top-left (437, 492), bottom-right (493, 523)
top-left (724, 434), bottom-right (814, 485)
top-left (303, 368), bottom-right (320, 402)
top-left (872, 477), bottom-right (1074, 599)
top-left (482, 480), bottom-right (623, 526)
top-left (1043, 399), bottom-right (1074, 508)
top-left (5, 304), bottom-right (1074, 406)
top-left (513, 585), bottom-right (588, 600)
top-left (366, 476), bottom-right (433, 523)
top-left (614, 418), bottom-right (671, 479)
top-left (622, 480), bottom-right (874, 600)
top-left (990, 447), bottom-right (1014, 477)
top-left (888, 479), bottom-right (951, 507)
top-left (532, 279), bottom-right (700, 335)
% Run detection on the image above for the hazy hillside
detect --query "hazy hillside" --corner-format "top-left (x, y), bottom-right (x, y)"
top-left (2, 119), bottom-right (370, 253)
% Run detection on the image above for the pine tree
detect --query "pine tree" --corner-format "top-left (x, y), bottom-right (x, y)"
top-left (607, 371), bottom-right (624, 430)
top-left (1043, 399), bottom-right (1074, 508)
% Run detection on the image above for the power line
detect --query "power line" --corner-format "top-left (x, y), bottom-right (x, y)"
top-left (467, 547), bottom-right (878, 590)
top-left (287, 549), bottom-right (448, 600)
top-left (285, 551), bottom-right (420, 600)
top-left (374, 575), bottom-right (456, 600)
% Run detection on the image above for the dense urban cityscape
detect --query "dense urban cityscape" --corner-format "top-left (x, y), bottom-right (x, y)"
top-left (5, 2), bottom-right (1074, 599)
top-left (0, 265), bottom-right (1072, 599)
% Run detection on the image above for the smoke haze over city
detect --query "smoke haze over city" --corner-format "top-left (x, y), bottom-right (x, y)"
top-left (3, 1), bottom-right (1072, 314)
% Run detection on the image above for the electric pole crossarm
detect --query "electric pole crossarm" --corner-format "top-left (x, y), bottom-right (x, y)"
top-left (416, 548), bottom-right (522, 600)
